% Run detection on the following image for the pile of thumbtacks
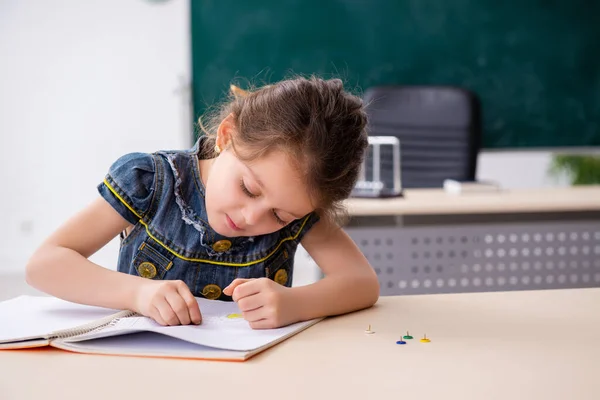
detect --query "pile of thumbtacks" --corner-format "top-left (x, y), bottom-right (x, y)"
top-left (364, 325), bottom-right (431, 344)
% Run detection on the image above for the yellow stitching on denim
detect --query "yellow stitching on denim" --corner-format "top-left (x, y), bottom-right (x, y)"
top-left (139, 242), bottom-right (145, 251)
top-left (166, 261), bottom-right (173, 271)
top-left (103, 179), bottom-right (142, 219)
top-left (141, 239), bottom-right (171, 264)
top-left (138, 214), bottom-right (312, 267)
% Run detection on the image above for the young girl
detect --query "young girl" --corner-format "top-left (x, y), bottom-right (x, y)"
top-left (26, 76), bottom-right (379, 329)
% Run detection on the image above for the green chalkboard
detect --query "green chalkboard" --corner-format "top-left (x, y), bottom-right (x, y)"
top-left (191, 0), bottom-right (600, 148)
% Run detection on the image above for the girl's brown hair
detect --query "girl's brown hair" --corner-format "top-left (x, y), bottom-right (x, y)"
top-left (199, 76), bottom-right (368, 224)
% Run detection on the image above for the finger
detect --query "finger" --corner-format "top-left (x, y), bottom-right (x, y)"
top-left (176, 283), bottom-right (202, 324)
top-left (249, 319), bottom-right (273, 330)
top-left (165, 291), bottom-right (191, 325)
top-left (242, 306), bottom-right (266, 323)
top-left (237, 293), bottom-right (264, 313)
top-left (149, 305), bottom-right (168, 326)
top-left (223, 278), bottom-right (253, 296)
top-left (154, 298), bottom-right (180, 326)
top-left (231, 281), bottom-right (262, 302)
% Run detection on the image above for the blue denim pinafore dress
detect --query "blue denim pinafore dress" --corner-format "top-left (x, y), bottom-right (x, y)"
top-left (98, 138), bottom-right (319, 301)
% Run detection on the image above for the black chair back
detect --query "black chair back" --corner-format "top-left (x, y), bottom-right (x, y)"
top-left (363, 86), bottom-right (482, 189)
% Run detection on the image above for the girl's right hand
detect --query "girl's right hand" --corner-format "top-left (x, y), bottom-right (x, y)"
top-left (132, 280), bottom-right (202, 326)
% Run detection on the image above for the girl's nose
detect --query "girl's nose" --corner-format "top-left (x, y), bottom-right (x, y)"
top-left (241, 204), bottom-right (264, 226)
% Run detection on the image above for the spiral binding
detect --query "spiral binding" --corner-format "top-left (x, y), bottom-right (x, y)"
top-left (52, 310), bottom-right (137, 339)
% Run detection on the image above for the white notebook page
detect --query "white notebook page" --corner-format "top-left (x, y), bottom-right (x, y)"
top-left (0, 296), bottom-right (121, 343)
top-left (56, 331), bottom-right (239, 359)
top-left (66, 298), bottom-right (320, 351)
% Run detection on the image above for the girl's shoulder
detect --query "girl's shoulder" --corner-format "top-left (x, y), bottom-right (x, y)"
top-left (98, 151), bottom-right (157, 225)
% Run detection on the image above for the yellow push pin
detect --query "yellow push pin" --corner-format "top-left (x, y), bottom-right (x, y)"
top-left (420, 333), bottom-right (431, 343)
top-left (364, 324), bottom-right (375, 334)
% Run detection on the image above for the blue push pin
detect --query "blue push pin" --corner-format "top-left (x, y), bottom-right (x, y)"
top-left (396, 338), bottom-right (407, 345)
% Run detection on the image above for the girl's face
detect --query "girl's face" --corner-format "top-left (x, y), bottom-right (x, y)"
top-left (202, 121), bottom-right (315, 238)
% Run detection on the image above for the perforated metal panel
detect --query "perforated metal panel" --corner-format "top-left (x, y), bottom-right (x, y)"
top-left (345, 221), bottom-right (600, 295)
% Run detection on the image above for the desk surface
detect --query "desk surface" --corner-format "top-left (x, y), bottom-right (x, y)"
top-left (1, 288), bottom-right (599, 400)
top-left (345, 186), bottom-right (600, 216)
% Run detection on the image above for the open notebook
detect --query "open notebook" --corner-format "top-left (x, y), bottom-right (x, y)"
top-left (0, 295), bottom-right (322, 361)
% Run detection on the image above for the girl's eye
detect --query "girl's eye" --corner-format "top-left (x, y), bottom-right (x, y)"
top-left (240, 178), bottom-right (287, 226)
top-left (272, 210), bottom-right (287, 226)
top-left (240, 179), bottom-right (258, 198)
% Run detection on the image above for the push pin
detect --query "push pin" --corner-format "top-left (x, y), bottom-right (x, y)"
top-left (420, 334), bottom-right (431, 343)
top-left (403, 331), bottom-right (413, 340)
top-left (364, 324), bottom-right (375, 334)
top-left (396, 337), bottom-right (407, 345)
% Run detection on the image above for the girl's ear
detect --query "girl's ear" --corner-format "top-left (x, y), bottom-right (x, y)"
top-left (230, 84), bottom-right (249, 99)
top-left (216, 113), bottom-right (236, 151)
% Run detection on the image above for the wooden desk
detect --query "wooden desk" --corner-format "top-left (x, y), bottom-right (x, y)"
top-left (1, 288), bottom-right (599, 399)
top-left (345, 186), bottom-right (600, 216)
top-left (342, 187), bottom-right (600, 296)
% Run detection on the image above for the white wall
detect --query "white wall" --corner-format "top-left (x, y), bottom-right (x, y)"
top-left (0, 0), bottom-right (192, 274)
top-left (477, 148), bottom-right (600, 189)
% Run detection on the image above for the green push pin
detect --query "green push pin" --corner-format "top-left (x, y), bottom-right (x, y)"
top-left (403, 331), bottom-right (413, 340)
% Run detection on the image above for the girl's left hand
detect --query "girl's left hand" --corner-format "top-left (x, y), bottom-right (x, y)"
top-left (223, 278), bottom-right (296, 329)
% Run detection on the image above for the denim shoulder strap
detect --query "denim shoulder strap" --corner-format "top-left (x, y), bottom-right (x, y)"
top-left (142, 152), bottom-right (165, 224)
